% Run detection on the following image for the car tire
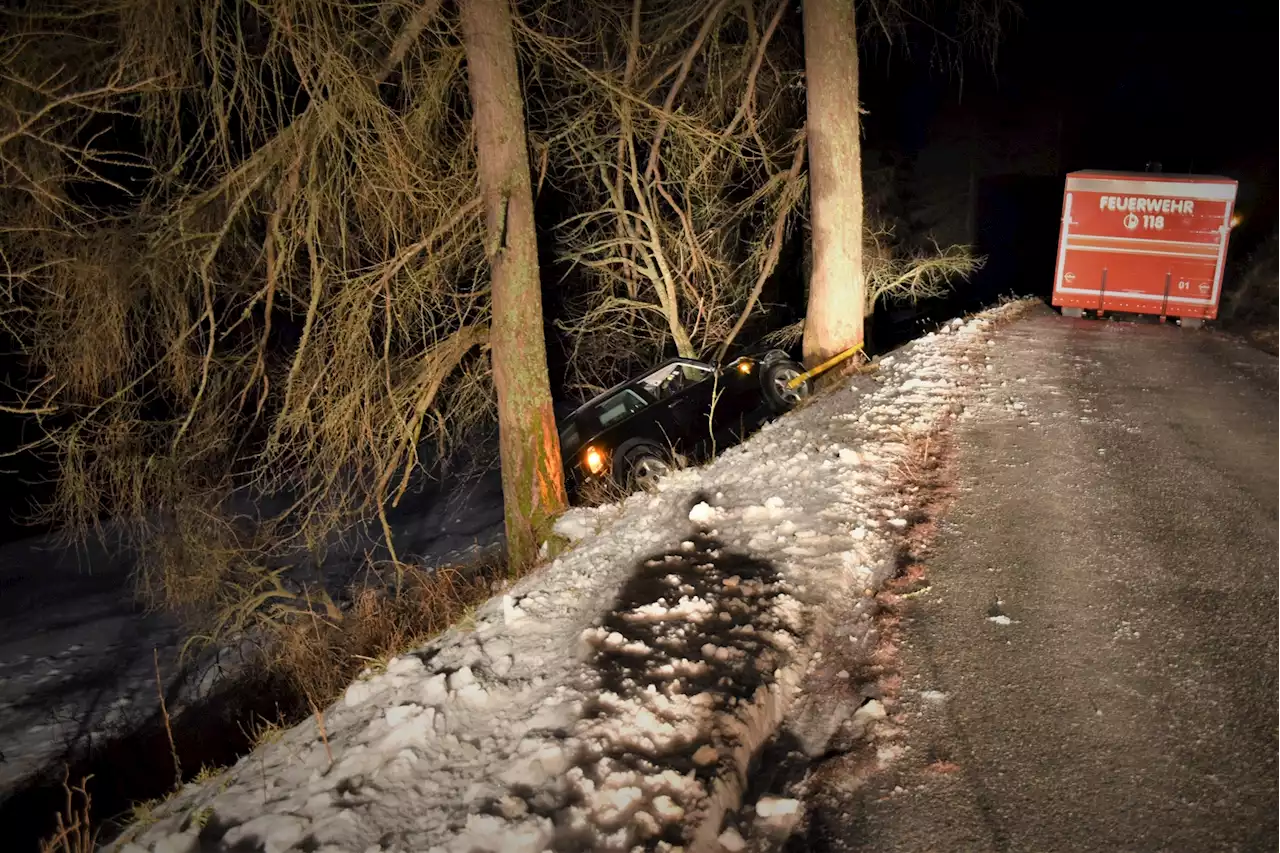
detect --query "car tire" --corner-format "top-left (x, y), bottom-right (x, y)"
top-left (618, 445), bottom-right (672, 492)
top-left (761, 359), bottom-right (810, 413)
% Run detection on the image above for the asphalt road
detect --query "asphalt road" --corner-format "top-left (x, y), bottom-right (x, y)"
top-left (809, 311), bottom-right (1278, 852)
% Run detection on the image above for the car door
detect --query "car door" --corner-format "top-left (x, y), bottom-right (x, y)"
top-left (706, 361), bottom-right (771, 444)
top-left (657, 362), bottom-right (718, 451)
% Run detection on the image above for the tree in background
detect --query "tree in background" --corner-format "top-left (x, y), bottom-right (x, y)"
top-left (798, 0), bottom-right (1014, 365)
top-left (524, 0), bottom-right (807, 394)
top-left (459, 0), bottom-right (566, 569)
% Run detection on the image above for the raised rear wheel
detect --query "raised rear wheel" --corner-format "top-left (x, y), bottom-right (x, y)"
top-left (761, 359), bottom-right (810, 413)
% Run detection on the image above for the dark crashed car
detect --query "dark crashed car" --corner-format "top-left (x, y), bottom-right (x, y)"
top-left (558, 351), bottom-right (811, 493)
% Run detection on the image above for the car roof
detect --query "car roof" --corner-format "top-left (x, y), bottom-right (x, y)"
top-left (562, 357), bottom-right (713, 423)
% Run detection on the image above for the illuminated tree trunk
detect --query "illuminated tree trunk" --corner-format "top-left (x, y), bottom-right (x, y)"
top-left (801, 0), bottom-right (865, 366)
top-left (460, 0), bottom-right (567, 570)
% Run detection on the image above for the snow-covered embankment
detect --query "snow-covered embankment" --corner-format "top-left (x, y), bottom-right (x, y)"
top-left (115, 305), bottom-right (1023, 853)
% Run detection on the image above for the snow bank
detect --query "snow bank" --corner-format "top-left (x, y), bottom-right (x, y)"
top-left (112, 305), bottom-right (1020, 853)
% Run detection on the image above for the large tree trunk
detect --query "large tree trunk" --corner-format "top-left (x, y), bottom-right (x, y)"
top-left (460, 0), bottom-right (567, 570)
top-left (801, 0), bottom-right (865, 366)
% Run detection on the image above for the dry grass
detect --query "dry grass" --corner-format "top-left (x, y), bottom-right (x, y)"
top-left (763, 223), bottom-right (986, 352)
top-left (1221, 236), bottom-right (1278, 351)
top-left (575, 474), bottom-right (633, 508)
top-left (264, 557), bottom-right (504, 704)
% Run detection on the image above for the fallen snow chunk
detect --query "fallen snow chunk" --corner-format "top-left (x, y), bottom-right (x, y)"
top-left (652, 796), bottom-right (684, 823)
top-left (756, 797), bottom-right (802, 819)
top-left (688, 501), bottom-right (718, 524)
top-left (888, 517), bottom-right (908, 529)
top-left (718, 828), bottom-right (747, 851)
top-left (455, 683), bottom-right (489, 708)
top-left (448, 666), bottom-right (476, 691)
top-left (385, 703), bottom-right (422, 727)
top-left (420, 673), bottom-right (449, 707)
top-left (764, 496), bottom-right (785, 510)
top-left (680, 540), bottom-right (696, 551)
top-left (500, 743), bottom-right (569, 788)
top-left (221, 815), bottom-right (308, 853)
top-left (838, 448), bottom-right (861, 465)
top-left (343, 678), bottom-right (383, 708)
top-left (625, 596), bottom-right (714, 623)
top-left (919, 690), bottom-right (948, 703)
top-left (503, 595), bottom-right (527, 626)
top-left (449, 814), bottom-right (552, 853)
top-left (553, 512), bottom-right (596, 542)
top-left (987, 615), bottom-right (1012, 626)
top-left (692, 744), bottom-right (719, 766)
top-left (387, 655), bottom-right (425, 676)
top-left (850, 699), bottom-right (887, 736)
top-left (490, 655), bottom-right (513, 678)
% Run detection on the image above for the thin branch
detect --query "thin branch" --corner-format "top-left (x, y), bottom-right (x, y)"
top-left (716, 126), bottom-right (806, 362)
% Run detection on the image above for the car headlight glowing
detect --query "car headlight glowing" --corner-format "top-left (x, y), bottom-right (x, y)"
top-left (737, 360), bottom-right (752, 374)
top-left (584, 446), bottom-right (606, 474)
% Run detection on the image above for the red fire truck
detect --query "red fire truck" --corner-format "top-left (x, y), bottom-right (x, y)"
top-left (1051, 171), bottom-right (1238, 327)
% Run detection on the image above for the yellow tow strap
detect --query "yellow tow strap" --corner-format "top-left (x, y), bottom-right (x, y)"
top-left (785, 341), bottom-right (865, 389)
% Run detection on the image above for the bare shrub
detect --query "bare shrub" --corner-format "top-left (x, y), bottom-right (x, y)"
top-left (1222, 235), bottom-right (1278, 328)
top-left (38, 771), bottom-right (95, 853)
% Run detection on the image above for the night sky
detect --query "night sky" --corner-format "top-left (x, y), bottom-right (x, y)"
top-left (865, 1), bottom-right (1276, 219)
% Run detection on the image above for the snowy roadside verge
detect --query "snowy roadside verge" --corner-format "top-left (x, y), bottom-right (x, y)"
top-left (113, 302), bottom-right (1029, 853)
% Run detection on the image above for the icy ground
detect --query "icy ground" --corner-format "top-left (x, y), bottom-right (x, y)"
top-left (0, 462), bottom-right (505, 806)
top-left (107, 303), bottom-right (1026, 853)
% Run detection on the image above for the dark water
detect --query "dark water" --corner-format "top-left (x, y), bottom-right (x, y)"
top-left (0, 674), bottom-right (302, 852)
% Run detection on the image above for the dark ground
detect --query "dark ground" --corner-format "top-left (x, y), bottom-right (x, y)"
top-left (799, 309), bottom-right (1278, 852)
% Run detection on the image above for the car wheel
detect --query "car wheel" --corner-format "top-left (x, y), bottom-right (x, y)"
top-left (762, 359), bottom-right (810, 413)
top-left (620, 446), bottom-right (671, 492)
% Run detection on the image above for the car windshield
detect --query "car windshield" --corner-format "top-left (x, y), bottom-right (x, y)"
top-left (594, 388), bottom-right (648, 428)
top-left (637, 361), bottom-right (713, 401)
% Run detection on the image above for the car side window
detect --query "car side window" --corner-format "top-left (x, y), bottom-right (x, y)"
top-left (595, 389), bottom-right (647, 428)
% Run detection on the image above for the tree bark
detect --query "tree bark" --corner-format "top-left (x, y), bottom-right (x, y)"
top-left (459, 0), bottom-right (567, 571)
top-left (801, 0), bottom-right (865, 366)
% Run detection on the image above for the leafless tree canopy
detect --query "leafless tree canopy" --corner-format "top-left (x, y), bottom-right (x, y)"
top-left (2, 0), bottom-right (492, 616)
top-left (524, 0), bottom-right (808, 394)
